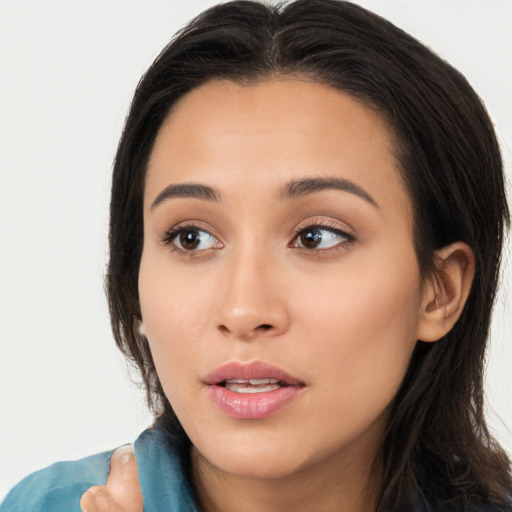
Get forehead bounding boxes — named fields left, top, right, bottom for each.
left=145, top=78, right=411, bottom=222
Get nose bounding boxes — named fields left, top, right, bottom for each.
left=215, top=247, right=290, bottom=341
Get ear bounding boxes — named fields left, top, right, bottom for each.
left=416, top=242, right=475, bottom=342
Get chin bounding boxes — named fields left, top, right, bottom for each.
left=191, top=428, right=335, bottom=482
left=209, top=452, right=308, bottom=480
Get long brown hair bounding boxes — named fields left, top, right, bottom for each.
left=106, top=1, right=511, bottom=509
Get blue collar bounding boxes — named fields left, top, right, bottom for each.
left=134, top=427, right=199, bottom=511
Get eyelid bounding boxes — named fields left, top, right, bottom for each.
left=292, top=217, right=355, bottom=239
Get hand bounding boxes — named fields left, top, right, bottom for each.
left=80, top=444, right=143, bottom=512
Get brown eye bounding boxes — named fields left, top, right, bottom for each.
left=166, top=227, right=219, bottom=252
left=179, top=230, right=202, bottom=250
left=295, top=226, right=350, bottom=250
left=299, top=229, right=323, bottom=249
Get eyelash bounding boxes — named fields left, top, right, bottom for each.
left=161, top=221, right=354, bottom=255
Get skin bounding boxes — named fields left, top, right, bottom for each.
left=82, top=78, right=474, bottom=512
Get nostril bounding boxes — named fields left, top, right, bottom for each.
left=217, top=322, right=275, bottom=339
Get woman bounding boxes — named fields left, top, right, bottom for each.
left=2, top=0, right=511, bottom=511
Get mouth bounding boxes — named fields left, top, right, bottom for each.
left=203, top=360, right=305, bottom=390
left=219, top=378, right=289, bottom=394
left=203, top=361, right=305, bottom=419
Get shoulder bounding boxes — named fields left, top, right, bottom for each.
left=1, top=426, right=199, bottom=512
left=0, top=449, right=114, bottom=512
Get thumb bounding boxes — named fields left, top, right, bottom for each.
left=105, top=444, right=143, bottom=511
left=106, top=444, right=140, bottom=486
left=80, top=444, right=143, bottom=512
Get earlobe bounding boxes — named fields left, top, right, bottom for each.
left=416, top=242, right=475, bottom=342
left=137, top=320, right=146, bottom=337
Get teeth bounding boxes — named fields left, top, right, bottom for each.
left=249, top=378, right=277, bottom=385
left=224, top=378, right=279, bottom=385
left=223, top=378, right=282, bottom=394
left=224, top=383, right=281, bottom=393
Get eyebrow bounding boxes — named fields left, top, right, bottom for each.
left=150, top=176, right=378, bottom=210
left=151, top=183, right=220, bottom=210
left=280, top=177, right=378, bottom=207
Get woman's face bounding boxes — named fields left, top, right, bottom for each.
left=139, top=78, right=428, bottom=480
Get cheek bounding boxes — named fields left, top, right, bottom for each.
left=297, top=253, right=423, bottom=412
left=138, top=250, right=207, bottom=383
left=139, top=243, right=214, bottom=334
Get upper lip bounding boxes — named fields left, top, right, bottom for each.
left=203, top=360, right=305, bottom=386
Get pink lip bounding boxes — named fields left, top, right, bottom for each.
left=203, top=361, right=305, bottom=420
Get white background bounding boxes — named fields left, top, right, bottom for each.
left=1, top=0, right=511, bottom=501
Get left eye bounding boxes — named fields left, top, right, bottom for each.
left=166, top=227, right=219, bottom=252
left=293, top=227, right=350, bottom=250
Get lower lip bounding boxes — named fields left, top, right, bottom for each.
left=207, top=385, right=303, bottom=419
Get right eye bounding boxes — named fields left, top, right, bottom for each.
left=163, top=226, right=220, bottom=252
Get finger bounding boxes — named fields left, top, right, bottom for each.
left=107, top=444, right=139, bottom=485
left=80, top=487, right=100, bottom=512
left=104, top=444, right=143, bottom=512
left=80, top=445, right=142, bottom=512
left=80, top=485, right=125, bottom=512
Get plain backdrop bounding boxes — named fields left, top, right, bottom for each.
left=1, top=0, right=511, bottom=501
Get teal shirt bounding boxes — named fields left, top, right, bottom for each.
left=1, top=427, right=199, bottom=512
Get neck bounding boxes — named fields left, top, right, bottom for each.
left=191, top=437, right=382, bottom=512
